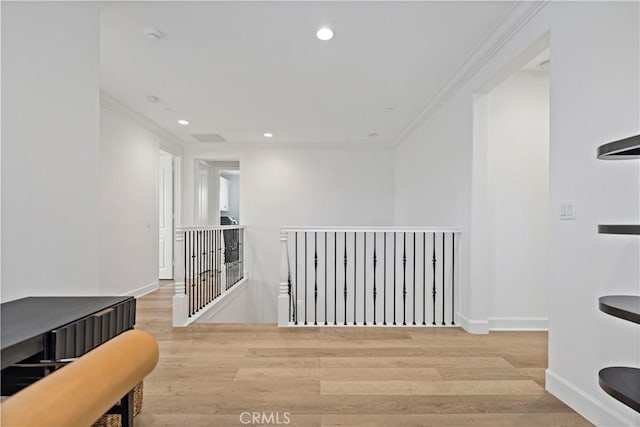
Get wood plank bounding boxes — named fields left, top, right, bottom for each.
left=321, top=380, right=545, bottom=396
left=321, top=413, right=591, bottom=427
left=132, top=284, right=591, bottom=426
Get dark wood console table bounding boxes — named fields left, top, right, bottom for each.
left=1, top=296, right=137, bottom=425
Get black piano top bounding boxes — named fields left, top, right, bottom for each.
left=1, top=296, right=132, bottom=352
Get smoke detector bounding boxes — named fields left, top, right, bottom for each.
left=144, top=28, right=164, bottom=40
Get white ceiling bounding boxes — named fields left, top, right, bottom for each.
left=100, top=1, right=515, bottom=145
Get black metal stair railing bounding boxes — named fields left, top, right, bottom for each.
left=183, top=226, right=244, bottom=317
left=283, top=228, right=460, bottom=327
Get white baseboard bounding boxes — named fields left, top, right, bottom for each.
left=456, top=312, right=489, bottom=334
left=545, top=368, right=638, bottom=427
left=489, top=316, right=548, bottom=331
left=121, top=281, right=159, bottom=299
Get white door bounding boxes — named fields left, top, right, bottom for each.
left=159, top=153, right=174, bottom=279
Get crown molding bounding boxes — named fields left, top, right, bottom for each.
left=100, top=91, right=186, bottom=154
left=392, top=0, right=550, bottom=148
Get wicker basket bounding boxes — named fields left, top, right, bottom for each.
left=92, top=382, right=144, bottom=427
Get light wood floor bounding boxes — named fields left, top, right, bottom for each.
left=135, top=284, right=591, bottom=427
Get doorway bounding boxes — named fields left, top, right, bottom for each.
left=159, top=150, right=174, bottom=280
left=471, top=48, right=550, bottom=331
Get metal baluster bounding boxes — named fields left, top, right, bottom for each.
left=344, top=232, right=347, bottom=326
left=393, top=233, right=397, bottom=326
left=183, top=232, right=187, bottom=302
left=383, top=233, right=387, bottom=326
left=191, top=230, right=195, bottom=315
left=314, top=232, right=318, bottom=326
left=216, top=231, right=219, bottom=295
left=288, top=232, right=291, bottom=322
left=206, top=230, right=209, bottom=304
left=452, top=232, right=455, bottom=325
left=196, top=231, right=199, bottom=311
left=305, top=232, right=308, bottom=326
left=200, top=231, right=204, bottom=309
left=208, top=230, right=212, bottom=303
left=210, top=230, right=214, bottom=299
left=412, top=232, right=416, bottom=325
left=402, top=232, right=407, bottom=326
left=334, top=232, right=337, bottom=326
left=363, top=232, right=367, bottom=326
left=226, top=235, right=229, bottom=291
left=186, top=231, right=190, bottom=316
left=201, top=231, right=205, bottom=308
left=422, top=232, right=426, bottom=326
left=324, top=232, right=327, bottom=326
left=442, top=233, right=446, bottom=325
left=432, top=232, right=437, bottom=325
left=239, top=229, right=244, bottom=281
left=373, top=233, right=377, bottom=326
left=295, top=232, right=298, bottom=325
left=354, top=232, right=357, bottom=325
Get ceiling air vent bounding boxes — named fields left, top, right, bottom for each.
left=191, top=133, right=226, bottom=143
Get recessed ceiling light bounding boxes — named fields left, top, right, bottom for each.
left=368, top=132, right=379, bottom=138
left=316, top=27, right=334, bottom=41
left=178, top=119, right=190, bottom=125
left=264, top=132, right=273, bottom=138
left=146, top=95, right=160, bottom=104
left=385, top=107, right=395, bottom=112
left=539, top=59, right=550, bottom=70
left=144, top=28, right=164, bottom=40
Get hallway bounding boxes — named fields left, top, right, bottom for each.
left=135, top=285, right=590, bottom=426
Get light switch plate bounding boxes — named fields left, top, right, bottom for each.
left=560, top=201, right=576, bottom=220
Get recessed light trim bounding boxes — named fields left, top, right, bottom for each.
left=316, top=27, right=334, bottom=41
left=264, top=132, right=273, bottom=138
left=178, top=119, right=190, bottom=125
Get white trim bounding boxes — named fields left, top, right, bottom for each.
left=177, top=224, right=245, bottom=231
left=393, top=1, right=549, bottom=147
left=488, top=317, right=548, bottom=331
left=121, top=280, right=159, bottom=299
left=545, top=369, right=637, bottom=427
left=281, top=226, right=462, bottom=233
left=100, top=92, right=185, bottom=153
left=190, top=277, right=249, bottom=323
left=285, top=324, right=459, bottom=329
left=456, top=312, right=489, bottom=334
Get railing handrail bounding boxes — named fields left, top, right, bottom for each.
left=281, top=226, right=462, bottom=233
left=177, top=224, right=245, bottom=232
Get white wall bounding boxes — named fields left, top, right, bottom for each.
left=99, top=102, right=162, bottom=297
left=547, top=3, right=639, bottom=425
left=182, top=144, right=394, bottom=322
left=394, top=2, right=639, bottom=425
left=487, top=70, right=549, bottom=329
left=1, top=2, right=100, bottom=301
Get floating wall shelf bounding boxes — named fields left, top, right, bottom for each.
left=599, top=367, right=640, bottom=413
left=599, top=295, right=640, bottom=325
left=596, top=135, right=640, bottom=413
left=597, top=134, right=640, bottom=159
